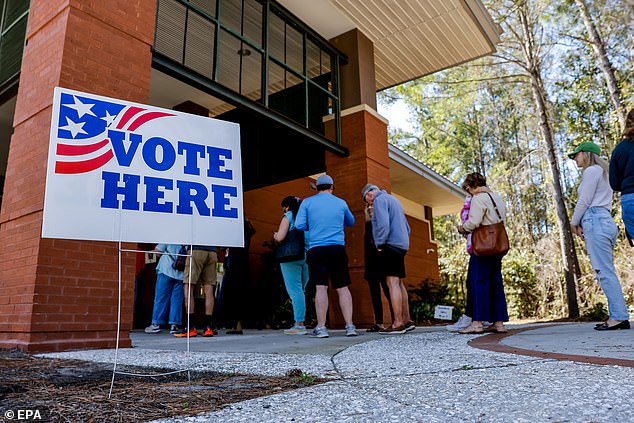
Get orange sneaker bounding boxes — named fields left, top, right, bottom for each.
left=202, top=326, right=214, bottom=337
left=173, top=327, right=197, bottom=337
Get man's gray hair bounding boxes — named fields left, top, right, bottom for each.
left=361, top=184, right=380, bottom=200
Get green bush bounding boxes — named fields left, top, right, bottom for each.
left=583, top=302, right=608, bottom=322
left=502, top=251, right=539, bottom=319
left=408, top=278, right=462, bottom=322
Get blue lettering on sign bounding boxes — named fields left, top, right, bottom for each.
left=143, top=137, right=176, bottom=171
left=176, top=180, right=211, bottom=216
left=207, top=146, right=233, bottom=179
left=101, top=129, right=239, bottom=219
left=101, top=172, right=238, bottom=217
left=178, top=141, right=206, bottom=176
left=144, top=176, right=173, bottom=213
left=109, top=130, right=141, bottom=167
left=212, top=185, right=238, bottom=218
left=101, top=172, right=141, bottom=210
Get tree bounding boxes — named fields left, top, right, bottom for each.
left=379, top=0, right=633, bottom=320
left=496, top=0, right=580, bottom=317
left=573, top=0, right=626, bottom=132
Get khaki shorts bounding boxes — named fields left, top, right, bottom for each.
left=183, top=250, right=218, bottom=285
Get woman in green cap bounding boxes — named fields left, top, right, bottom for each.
left=569, top=142, right=630, bottom=331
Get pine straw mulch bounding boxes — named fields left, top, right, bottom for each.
left=0, top=349, right=324, bottom=422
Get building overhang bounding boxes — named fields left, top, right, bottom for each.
left=389, top=143, right=466, bottom=216
left=279, top=0, right=501, bottom=91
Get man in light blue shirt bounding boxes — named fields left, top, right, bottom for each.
left=295, top=174, right=357, bottom=338
left=145, top=244, right=185, bottom=334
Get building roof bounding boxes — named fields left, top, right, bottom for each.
left=279, top=0, right=501, bottom=90
left=389, top=143, right=466, bottom=216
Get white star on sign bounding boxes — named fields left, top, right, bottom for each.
left=65, top=96, right=96, bottom=118
left=102, top=111, right=116, bottom=127
left=59, top=116, right=88, bottom=138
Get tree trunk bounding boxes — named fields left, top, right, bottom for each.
left=518, top=8, right=580, bottom=318
left=574, top=0, right=626, bottom=133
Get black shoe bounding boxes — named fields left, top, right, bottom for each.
left=594, top=320, right=630, bottom=331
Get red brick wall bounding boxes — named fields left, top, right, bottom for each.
left=404, top=217, right=440, bottom=288
left=321, top=109, right=390, bottom=326
left=241, top=108, right=441, bottom=328
left=0, top=1, right=156, bottom=352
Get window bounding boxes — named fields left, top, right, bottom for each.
left=153, top=0, right=343, bottom=145
left=0, top=0, right=29, bottom=90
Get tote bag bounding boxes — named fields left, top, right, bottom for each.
left=275, top=229, right=305, bottom=262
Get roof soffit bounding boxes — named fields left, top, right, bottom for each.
left=278, top=0, right=501, bottom=90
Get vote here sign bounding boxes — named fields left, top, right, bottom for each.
left=42, top=87, right=244, bottom=246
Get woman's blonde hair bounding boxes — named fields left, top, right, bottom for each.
left=579, top=151, right=609, bottom=174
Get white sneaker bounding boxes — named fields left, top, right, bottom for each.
left=310, top=326, right=329, bottom=338
left=345, top=324, right=358, bottom=337
left=446, top=314, right=472, bottom=332
left=284, top=325, right=307, bottom=335
left=144, top=324, right=161, bottom=333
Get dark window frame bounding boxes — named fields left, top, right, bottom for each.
left=153, top=0, right=346, bottom=153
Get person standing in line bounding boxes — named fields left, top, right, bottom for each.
left=363, top=201, right=394, bottom=332
left=173, top=245, right=218, bottom=338
left=609, top=108, right=634, bottom=246
left=446, top=195, right=475, bottom=332
left=457, top=172, right=509, bottom=334
left=274, top=196, right=310, bottom=335
left=569, top=142, right=630, bottom=330
left=446, top=194, right=491, bottom=332
left=361, top=184, right=415, bottom=335
left=295, top=174, right=358, bottom=338
left=145, top=244, right=185, bottom=334
left=215, top=219, right=256, bottom=335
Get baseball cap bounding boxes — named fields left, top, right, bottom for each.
left=316, top=174, right=333, bottom=186
left=567, top=142, right=601, bottom=159
left=361, top=183, right=379, bottom=200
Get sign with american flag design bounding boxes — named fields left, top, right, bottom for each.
left=42, top=87, right=244, bottom=246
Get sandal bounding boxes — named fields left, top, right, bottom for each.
left=458, top=322, right=483, bottom=334
left=491, top=322, right=508, bottom=333
left=366, top=324, right=383, bottom=332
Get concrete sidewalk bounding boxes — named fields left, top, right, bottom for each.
left=125, top=322, right=634, bottom=363
left=41, top=322, right=634, bottom=422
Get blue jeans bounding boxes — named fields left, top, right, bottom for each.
left=151, top=273, right=184, bottom=325
left=621, top=193, right=634, bottom=240
left=582, top=207, right=629, bottom=321
left=280, top=259, right=309, bottom=323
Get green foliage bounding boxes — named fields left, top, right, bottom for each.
left=501, top=251, right=539, bottom=319
left=584, top=302, right=609, bottom=322
left=382, top=0, right=634, bottom=321
left=408, top=279, right=462, bottom=322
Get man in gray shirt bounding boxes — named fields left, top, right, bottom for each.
left=362, top=184, right=414, bottom=335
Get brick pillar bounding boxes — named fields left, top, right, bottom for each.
left=0, top=1, right=156, bottom=352
left=324, top=105, right=391, bottom=328
left=320, top=29, right=392, bottom=328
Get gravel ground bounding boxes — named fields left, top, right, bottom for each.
left=42, top=328, right=634, bottom=422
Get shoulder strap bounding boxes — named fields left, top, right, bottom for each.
left=285, top=212, right=296, bottom=230
left=484, top=192, right=503, bottom=221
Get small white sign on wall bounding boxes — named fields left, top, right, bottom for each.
left=434, top=305, right=454, bottom=320
left=42, top=87, right=244, bottom=246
